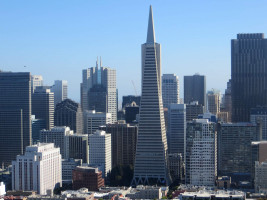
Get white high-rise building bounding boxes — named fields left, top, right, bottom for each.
left=40, top=126, right=73, bottom=159
left=12, top=143, right=62, bottom=195
left=185, top=119, right=217, bottom=186
left=255, top=161, right=267, bottom=193
left=132, top=6, right=170, bottom=186
left=88, top=130, right=111, bottom=177
left=31, top=75, right=43, bottom=93
left=167, top=104, right=186, bottom=157
left=0, top=182, right=5, bottom=196
left=83, top=110, right=112, bottom=134
left=162, top=74, right=179, bottom=108
left=51, top=80, right=68, bottom=107
left=81, top=59, right=117, bottom=123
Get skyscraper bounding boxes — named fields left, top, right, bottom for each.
left=231, top=33, right=267, bottom=122
left=184, top=74, right=206, bottom=108
left=162, top=74, right=179, bottom=108
left=54, top=99, right=83, bottom=134
left=132, top=6, right=170, bottom=186
left=207, top=90, right=220, bottom=115
left=31, top=75, right=43, bottom=93
left=32, top=86, right=54, bottom=130
left=0, top=72, right=32, bottom=167
left=167, top=104, right=186, bottom=157
left=81, top=59, right=117, bottom=123
left=51, top=80, right=68, bottom=107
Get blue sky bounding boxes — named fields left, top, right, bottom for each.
left=1, top=1, right=267, bottom=103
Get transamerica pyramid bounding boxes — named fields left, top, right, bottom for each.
left=132, top=5, right=171, bottom=186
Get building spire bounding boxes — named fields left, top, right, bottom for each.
left=146, top=5, right=156, bottom=44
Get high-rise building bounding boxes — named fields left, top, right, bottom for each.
left=251, top=141, right=267, bottom=181
left=185, top=119, right=217, bottom=186
left=12, top=143, right=62, bottom=195
left=51, top=80, right=68, bottom=107
left=162, top=74, right=179, bottom=108
left=122, top=95, right=141, bottom=109
left=99, top=121, right=138, bottom=168
left=168, top=153, right=183, bottom=182
left=251, top=107, right=267, bottom=140
left=184, top=74, right=206, bottom=108
left=207, top=90, right=220, bottom=115
left=186, top=101, right=204, bottom=122
left=69, top=134, right=89, bottom=164
left=83, top=110, right=112, bottom=135
left=88, top=130, right=111, bottom=177
left=81, top=59, right=117, bottom=123
left=0, top=72, right=32, bottom=167
left=231, top=33, right=267, bottom=122
left=125, top=102, right=139, bottom=124
left=54, top=99, right=83, bottom=134
left=31, top=115, right=45, bottom=144
left=31, top=75, right=43, bottom=93
left=217, top=122, right=262, bottom=179
left=32, top=86, right=54, bottom=130
left=255, top=161, right=267, bottom=193
left=223, top=80, right=232, bottom=122
left=132, top=6, right=170, bottom=186
left=167, top=104, right=186, bottom=157
left=40, top=126, right=73, bottom=159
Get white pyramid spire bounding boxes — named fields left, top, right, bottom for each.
left=146, top=5, right=156, bottom=44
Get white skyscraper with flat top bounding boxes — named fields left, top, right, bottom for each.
left=132, top=6, right=170, bottom=186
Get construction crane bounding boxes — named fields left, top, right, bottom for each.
left=131, top=80, right=138, bottom=96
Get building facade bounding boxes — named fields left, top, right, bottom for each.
left=51, top=80, right=68, bottom=107
left=54, top=99, right=83, bottom=134
left=31, top=75, right=43, bottom=93
left=132, top=6, right=170, bottom=186
left=185, top=119, right=217, bottom=186
left=162, top=74, right=179, bottom=108
left=186, top=101, right=204, bottom=122
left=12, top=143, right=62, bottom=195
left=0, top=72, right=32, bottom=167
left=99, top=121, right=138, bottom=168
left=167, top=104, right=186, bottom=157
left=231, top=33, right=267, bottom=122
left=184, top=74, right=206, bottom=108
left=88, top=130, right=111, bottom=177
left=251, top=107, right=267, bottom=140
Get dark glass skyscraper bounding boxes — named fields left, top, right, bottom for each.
left=184, top=74, right=206, bottom=108
left=0, top=72, right=32, bottom=167
left=232, top=33, right=267, bottom=122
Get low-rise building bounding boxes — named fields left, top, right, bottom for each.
left=126, top=185, right=162, bottom=200
left=62, top=159, right=82, bottom=184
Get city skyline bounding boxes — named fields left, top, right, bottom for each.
left=2, top=1, right=267, bottom=101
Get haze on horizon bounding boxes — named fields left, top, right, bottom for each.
left=1, top=0, right=267, bottom=102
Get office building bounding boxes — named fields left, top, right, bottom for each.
left=186, top=101, right=204, bottom=122
left=62, top=159, right=82, bottom=184
left=0, top=72, right=32, bottom=167
left=31, top=115, right=45, bottom=144
left=88, top=130, right=111, bottom=177
left=81, top=58, right=117, bottom=123
left=185, top=119, right=217, bottom=186
left=251, top=141, right=267, bottom=180
left=32, top=86, right=54, bottom=130
left=217, top=122, right=262, bottom=179
left=31, top=75, right=43, bottom=93
left=54, top=99, right=83, bottom=134
left=255, top=161, right=267, bottom=193
left=12, top=143, right=62, bottom=195
left=69, top=134, right=89, bottom=164
left=40, top=126, right=73, bottom=159
left=217, top=112, right=229, bottom=123
left=162, top=74, right=179, bottom=108
left=72, top=166, right=104, bottom=191
left=83, top=110, right=112, bottom=134
left=231, top=33, right=267, bottom=122
left=99, top=121, right=138, bottom=168
left=223, top=80, right=232, bottom=122
left=0, top=182, right=5, bottom=196
left=51, top=80, right=68, bottom=107
left=207, top=90, right=220, bottom=115
left=168, top=153, right=183, bottom=182
left=184, top=74, right=206, bottom=107
left=132, top=6, right=170, bottom=186
left=198, top=112, right=217, bottom=123
left=122, top=95, right=141, bottom=109
left=251, top=107, right=267, bottom=140
left=125, top=102, right=139, bottom=124
left=167, top=104, right=186, bottom=156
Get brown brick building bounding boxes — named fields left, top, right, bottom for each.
left=72, top=166, right=104, bottom=191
